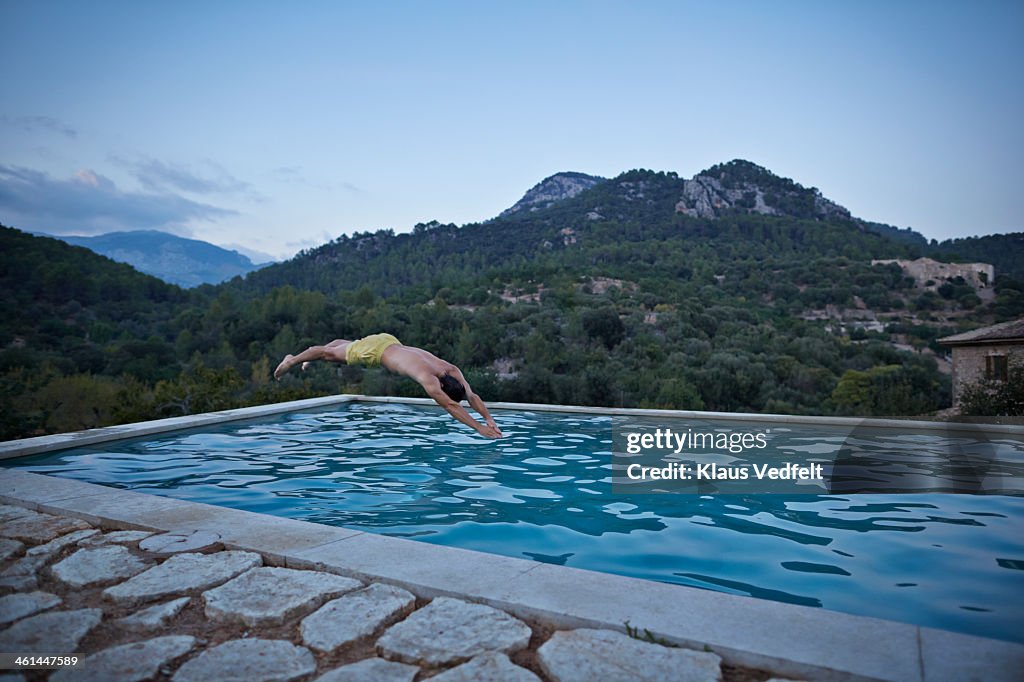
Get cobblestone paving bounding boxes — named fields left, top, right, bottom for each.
left=0, top=503, right=786, bottom=681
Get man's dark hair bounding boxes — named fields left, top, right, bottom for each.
left=438, top=373, right=467, bottom=402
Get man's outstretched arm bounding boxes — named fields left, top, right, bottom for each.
left=450, top=368, right=502, bottom=436
left=423, top=382, right=501, bottom=438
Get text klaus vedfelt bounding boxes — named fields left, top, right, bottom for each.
left=622, top=427, right=823, bottom=482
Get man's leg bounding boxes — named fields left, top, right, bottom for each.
left=274, top=340, right=350, bottom=379
left=302, top=339, right=350, bottom=370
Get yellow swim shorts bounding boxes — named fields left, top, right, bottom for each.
left=346, top=333, right=401, bottom=368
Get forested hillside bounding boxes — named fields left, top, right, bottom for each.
left=3, top=160, right=1023, bottom=439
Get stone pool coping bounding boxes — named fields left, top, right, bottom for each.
left=1, top=396, right=1023, bottom=681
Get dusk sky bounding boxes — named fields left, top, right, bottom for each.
left=2, top=1, right=1022, bottom=262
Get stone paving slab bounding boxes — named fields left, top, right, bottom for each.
left=77, top=530, right=154, bottom=548
left=432, top=652, right=542, bottom=681
left=117, top=596, right=191, bottom=630
left=2, top=553, right=49, bottom=578
left=538, top=628, right=723, bottom=682
left=26, top=528, right=100, bottom=557
left=51, top=545, right=151, bottom=588
left=172, top=638, right=316, bottom=682
left=0, top=607, right=102, bottom=653
left=0, top=511, right=90, bottom=543
left=312, top=657, right=419, bottom=682
left=0, top=538, right=24, bottom=563
left=301, top=582, right=415, bottom=653
left=0, top=591, right=62, bottom=626
left=51, top=634, right=196, bottom=682
left=128, top=503, right=363, bottom=565
left=97, top=493, right=364, bottom=561
left=0, top=505, right=35, bottom=522
left=140, top=529, right=223, bottom=555
left=377, top=596, right=532, bottom=666
left=0, top=575, right=37, bottom=593
left=204, top=566, right=362, bottom=627
left=104, top=550, right=262, bottom=606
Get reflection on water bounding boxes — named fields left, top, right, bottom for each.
left=8, top=403, right=1024, bottom=643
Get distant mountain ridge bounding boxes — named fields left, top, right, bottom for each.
left=40, top=230, right=268, bottom=287
left=29, top=159, right=1022, bottom=294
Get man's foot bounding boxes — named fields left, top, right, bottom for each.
left=274, top=355, right=295, bottom=380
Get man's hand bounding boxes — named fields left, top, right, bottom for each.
left=484, top=419, right=503, bottom=438
left=478, top=423, right=502, bottom=439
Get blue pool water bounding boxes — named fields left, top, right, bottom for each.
left=7, top=403, right=1024, bottom=643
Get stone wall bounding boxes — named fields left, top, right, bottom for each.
left=951, top=343, right=1024, bottom=404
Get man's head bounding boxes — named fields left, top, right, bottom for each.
left=438, top=373, right=467, bottom=403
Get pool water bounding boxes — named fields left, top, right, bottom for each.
left=8, top=403, right=1024, bottom=643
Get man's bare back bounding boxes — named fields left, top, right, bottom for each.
left=274, top=336, right=502, bottom=438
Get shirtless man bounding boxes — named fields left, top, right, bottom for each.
left=274, top=333, right=503, bottom=438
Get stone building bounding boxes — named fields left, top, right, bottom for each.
left=871, top=257, right=994, bottom=289
left=938, top=318, right=1024, bottom=406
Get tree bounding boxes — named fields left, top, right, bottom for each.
left=581, top=307, right=625, bottom=349
left=832, top=364, right=947, bottom=416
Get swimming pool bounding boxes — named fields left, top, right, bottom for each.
left=6, top=402, right=1024, bottom=643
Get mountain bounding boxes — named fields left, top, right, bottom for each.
left=41, top=230, right=268, bottom=287
left=497, top=161, right=853, bottom=224
left=231, top=161, right=920, bottom=300
left=500, top=172, right=606, bottom=217
left=675, top=159, right=852, bottom=221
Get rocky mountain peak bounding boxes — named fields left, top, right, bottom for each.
left=500, top=172, right=606, bottom=217
left=675, top=159, right=851, bottom=221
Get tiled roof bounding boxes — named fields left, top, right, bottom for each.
left=938, top=317, right=1024, bottom=345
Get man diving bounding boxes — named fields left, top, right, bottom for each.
left=274, top=333, right=503, bottom=438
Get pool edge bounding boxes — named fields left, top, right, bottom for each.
left=0, top=395, right=355, bottom=460
left=2, top=468, right=1022, bottom=681
left=2, top=394, right=1022, bottom=463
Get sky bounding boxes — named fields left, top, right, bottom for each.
left=1, top=1, right=1022, bottom=262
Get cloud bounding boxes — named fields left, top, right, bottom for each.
left=285, top=231, right=334, bottom=252
left=222, top=243, right=279, bottom=264
left=270, top=166, right=305, bottom=182
left=112, top=156, right=253, bottom=196
left=269, top=165, right=360, bottom=193
left=0, top=164, right=236, bottom=234
left=0, top=115, right=77, bottom=138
